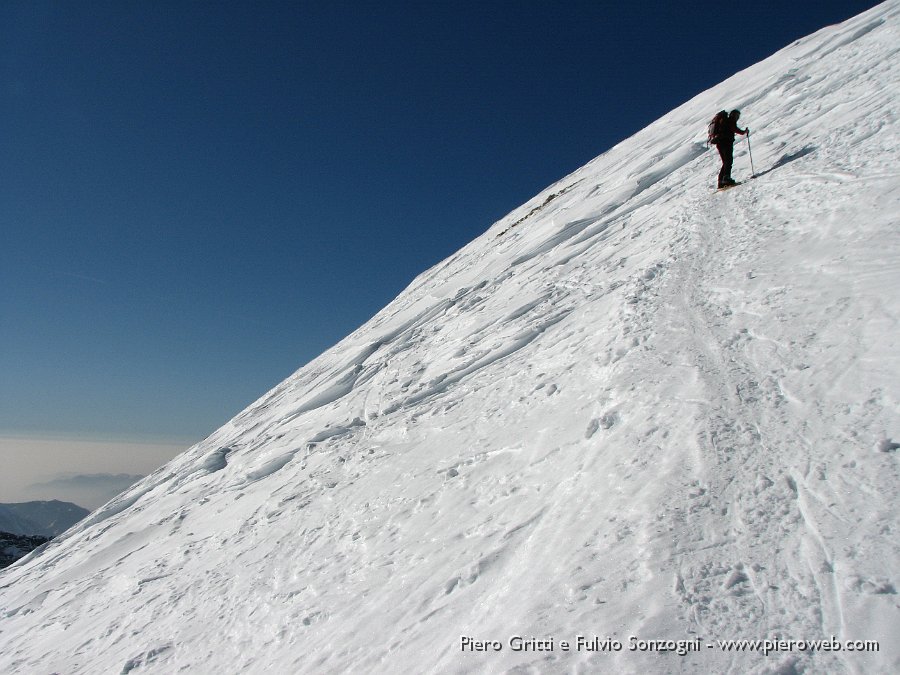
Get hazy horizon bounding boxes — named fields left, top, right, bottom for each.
left=0, top=435, right=190, bottom=510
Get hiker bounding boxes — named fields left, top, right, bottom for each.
left=709, top=109, right=749, bottom=188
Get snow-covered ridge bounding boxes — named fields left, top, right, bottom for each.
left=2, top=2, right=898, bottom=673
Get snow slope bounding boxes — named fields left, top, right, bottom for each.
left=2, top=3, right=899, bottom=673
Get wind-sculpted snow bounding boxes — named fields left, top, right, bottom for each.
left=2, top=3, right=899, bottom=674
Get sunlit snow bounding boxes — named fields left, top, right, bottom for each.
left=1, top=3, right=898, bottom=673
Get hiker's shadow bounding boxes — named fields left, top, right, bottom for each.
left=754, top=145, right=817, bottom=178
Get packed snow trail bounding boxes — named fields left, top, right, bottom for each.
left=1, top=3, right=899, bottom=674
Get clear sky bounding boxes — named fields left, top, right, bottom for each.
left=0, top=0, right=882, bottom=506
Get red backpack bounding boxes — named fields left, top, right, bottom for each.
left=707, top=110, right=728, bottom=146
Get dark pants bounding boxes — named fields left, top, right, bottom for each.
left=717, top=142, right=734, bottom=186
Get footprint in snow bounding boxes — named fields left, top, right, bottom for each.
left=585, top=412, right=618, bottom=438
left=875, top=436, right=899, bottom=452
left=844, top=575, right=896, bottom=595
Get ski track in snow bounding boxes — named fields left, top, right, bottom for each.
left=2, top=3, right=899, bottom=674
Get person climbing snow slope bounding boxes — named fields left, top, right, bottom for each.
left=709, top=109, right=749, bottom=188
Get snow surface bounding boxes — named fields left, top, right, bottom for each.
left=2, top=3, right=899, bottom=673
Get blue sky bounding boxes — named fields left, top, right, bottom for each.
left=1, top=0, right=880, bottom=473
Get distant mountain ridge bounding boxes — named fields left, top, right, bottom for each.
left=0, top=500, right=89, bottom=538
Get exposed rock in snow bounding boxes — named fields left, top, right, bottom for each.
left=0, top=532, right=50, bottom=570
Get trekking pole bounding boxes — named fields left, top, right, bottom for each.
left=747, top=129, right=756, bottom=177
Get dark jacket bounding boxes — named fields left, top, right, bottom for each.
left=716, top=116, right=748, bottom=146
